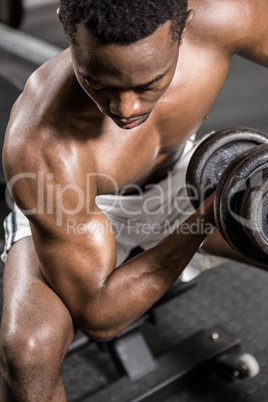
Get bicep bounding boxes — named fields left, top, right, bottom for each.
left=30, top=206, right=117, bottom=317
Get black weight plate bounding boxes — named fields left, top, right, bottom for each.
left=214, top=144, right=268, bottom=266
left=213, top=146, right=261, bottom=231
left=186, top=127, right=268, bottom=209
left=214, top=145, right=268, bottom=264
left=240, top=166, right=268, bottom=255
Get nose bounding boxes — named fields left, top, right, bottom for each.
left=109, top=90, right=141, bottom=120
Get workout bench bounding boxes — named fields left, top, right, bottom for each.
left=66, top=273, right=259, bottom=402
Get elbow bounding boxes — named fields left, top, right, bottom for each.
left=73, top=311, right=126, bottom=342
left=83, top=328, right=119, bottom=342
left=69, top=283, right=129, bottom=342
left=79, top=325, right=124, bottom=342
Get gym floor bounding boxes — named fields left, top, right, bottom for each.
left=0, top=2, right=268, bottom=401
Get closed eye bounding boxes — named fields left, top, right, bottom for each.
left=138, top=81, right=164, bottom=93
left=78, top=73, right=107, bottom=92
left=84, top=78, right=105, bottom=90
left=140, top=85, right=157, bottom=92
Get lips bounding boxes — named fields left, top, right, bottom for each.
left=113, top=115, right=149, bottom=130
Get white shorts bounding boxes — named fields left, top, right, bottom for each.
left=1, top=134, right=227, bottom=280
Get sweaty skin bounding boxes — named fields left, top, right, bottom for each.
left=4, top=1, right=268, bottom=330
left=1, top=1, right=268, bottom=400
left=3, top=0, right=268, bottom=336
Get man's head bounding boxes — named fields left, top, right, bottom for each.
left=58, top=1, right=193, bottom=129
left=59, top=0, right=188, bottom=46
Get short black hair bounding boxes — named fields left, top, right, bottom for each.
left=59, top=0, right=188, bottom=46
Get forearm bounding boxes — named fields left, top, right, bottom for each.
left=201, top=227, right=268, bottom=270
left=79, top=196, right=215, bottom=340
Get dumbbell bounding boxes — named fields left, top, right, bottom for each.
left=186, top=127, right=268, bottom=266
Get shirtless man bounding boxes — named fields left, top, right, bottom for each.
left=0, top=0, right=268, bottom=400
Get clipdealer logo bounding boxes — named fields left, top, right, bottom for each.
left=6, top=171, right=202, bottom=226
left=66, top=217, right=214, bottom=238
left=6, top=168, right=266, bottom=233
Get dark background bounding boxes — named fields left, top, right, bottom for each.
left=0, top=1, right=268, bottom=401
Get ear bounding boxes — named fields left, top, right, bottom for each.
left=57, top=7, right=62, bottom=21
left=185, top=9, right=195, bottom=28
left=180, top=9, right=195, bottom=44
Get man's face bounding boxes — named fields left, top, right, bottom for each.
left=70, top=21, right=179, bottom=130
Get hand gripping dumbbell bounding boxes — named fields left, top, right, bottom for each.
left=186, top=127, right=268, bottom=266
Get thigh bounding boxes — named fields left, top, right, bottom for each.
left=1, top=236, right=75, bottom=357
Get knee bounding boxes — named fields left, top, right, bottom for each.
left=0, top=324, right=64, bottom=379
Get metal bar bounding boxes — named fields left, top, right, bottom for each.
left=24, top=0, right=57, bottom=9
left=0, top=22, right=63, bottom=65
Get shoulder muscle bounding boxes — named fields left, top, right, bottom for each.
left=189, top=0, right=268, bottom=65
